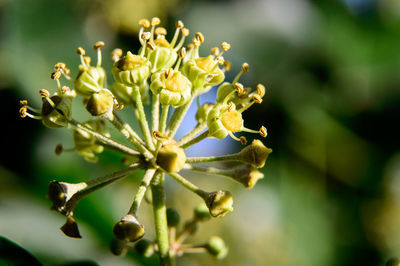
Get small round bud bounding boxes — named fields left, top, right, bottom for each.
left=135, top=239, right=154, bottom=257
left=166, top=207, right=180, bottom=227
left=259, top=126, right=267, bottom=137
left=221, top=42, right=231, bottom=51
left=93, top=41, right=104, bottom=50
left=238, top=139, right=272, bottom=168
left=156, top=144, right=186, bottom=173
left=242, top=63, right=250, bottom=73
left=112, top=52, right=151, bottom=87
left=113, top=214, right=145, bottom=243
left=75, top=64, right=106, bottom=96
left=206, top=236, right=228, bottom=259
left=85, top=89, right=114, bottom=116
left=151, top=17, right=161, bottom=26
left=195, top=32, right=204, bottom=43
left=194, top=203, right=211, bottom=222
left=204, top=190, right=233, bottom=218
left=139, top=18, right=150, bottom=28
left=41, top=95, right=73, bottom=128
left=60, top=216, right=82, bottom=239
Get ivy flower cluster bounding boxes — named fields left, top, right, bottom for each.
left=19, top=17, right=272, bottom=265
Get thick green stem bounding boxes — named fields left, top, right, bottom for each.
left=167, top=96, right=195, bottom=138
left=186, top=153, right=240, bottom=164
left=132, top=86, right=155, bottom=151
left=180, top=130, right=209, bottom=149
left=128, top=168, right=156, bottom=214
left=177, top=122, right=207, bottom=146
left=151, top=171, right=171, bottom=266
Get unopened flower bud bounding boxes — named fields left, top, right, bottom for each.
left=113, top=214, right=145, bottom=242
left=48, top=181, right=87, bottom=213
left=156, top=144, right=186, bottom=173
left=231, top=164, right=264, bottom=189
left=195, top=103, right=213, bottom=124
left=238, top=139, right=272, bottom=168
left=205, top=236, right=228, bottom=259
left=135, top=239, right=154, bottom=257
left=85, top=89, right=114, bottom=116
left=60, top=216, right=82, bottom=238
left=194, top=203, right=211, bottom=222
left=75, top=65, right=106, bottom=97
left=204, top=190, right=233, bottom=218
left=166, top=207, right=180, bottom=227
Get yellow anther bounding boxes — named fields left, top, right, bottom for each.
left=151, top=17, right=161, bottom=26
left=211, top=47, right=220, bottom=56
left=77, top=47, right=85, bottom=55
left=84, top=56, right=91, bottom=65
left=64, top=68, right=71, bottom=75
left=238, top=88, right=248, bottom=98
left=112, top=48, right=123, bottom=61
left=256, top=84, right=265, bottom=98
left=51, top=71, right=61, bottom=80
left=114, top=99, right=124, bottom=110
left=19, top=106, right=27, bottom=118
left=54, top=62, right=66, bottom=70
left=221, top=42, right=231, bottom=51
left=187, top=43, right=194, bottom=50
left=179, top=47, right=186, bottom=58
left=20, top=100, right=28, bottom=106
left=217, top=56, right=224, bottom=65
left=141, top=32, right=152, bottom=40
left=54, top=144, right=63, bottom=155
left=242, top=63, right=250, bottom=73
left=224, top=60, right=232, bottom=71
left=176, top=20, right=184, bottom=29
left=253, top=94, right=263, bottom=104
left=155, top=27, right=167, bottom=36
left=147, top=42, right=156, bottom=50
left=234, top=82, right=244, bottom=94
left=227, top=101, right=235, bottom=112
left=240, top=136, right=247, bottom=145
left=139, top=19, right=150, bottom=28
left=259, top=126, right=267, bottom=138
left=39, top=89, right=50, bottom=98
left=195, top=32, right=205, bottom=43
left=181, top=28, right=190, bottom=37
left=93, top=41, right=105, bottom=50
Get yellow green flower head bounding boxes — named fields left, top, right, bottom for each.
left=112, top=51, right=151, bottom=87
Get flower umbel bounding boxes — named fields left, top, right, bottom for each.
left=20, top=17, right=272, bottom=265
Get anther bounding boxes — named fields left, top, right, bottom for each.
left=77, top=47, right=85, bottom=55
left=187, top=43, right=194, bottom=50
left=181, top=28, right=190, bottom=37
left=259, top=126, right=267, bottom=137
left=221, top=42, right=231, bottom=51
left=147, top=42, right=156, bottom=50
left=54, top=62, right=66, bottom=71
left=141, top=32, right=151, bottom=41
left=253, top=94, right=263, bottom=104
left=234, top=83, right=244, bottom=94
left=93, top=41, right=105, bottom=50
left=39, top=89, right=50, bottom=98
left=176, top=20, right=184, bottom=29
left=151, top=17, right=161, bottom=26
left=179, top=47, right=186, bottom=58
left=211, top=47, right=220, bottom=56
left=227, top=101, right=235, bottom=112
left=217, top=56, right=224, bottom=65
left=192, top=38, right=200, bottom=47
left=240, top=136, right=247, bottom=145
left=139, top=19, right=150, bottom=28
left=195, top=32, right=204, bottom=43
left=51, top=71, right=61, bottom=80
left=256, top=84, right=265, bottom=98
left=19, top=106, right=27, bottom=118
left=55, top=144, right=63, bottom=155
left=112, top=48, right=123, bottom=61
left=224, top=60, right=232, bottom=71
left=20, top=100, right=28, bottom=106
left=242, top=63, right=250, bottom=73
left=83, top=56, right=91, bottom=65
left=113, top=98, right=124, bottom=110
left=155, top=27, right=167, bottom=36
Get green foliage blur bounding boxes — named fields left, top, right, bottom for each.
left=1, top=0, right=400, bottom=265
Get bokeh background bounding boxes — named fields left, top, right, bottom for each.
left=1, top=0, right=400, bottom=265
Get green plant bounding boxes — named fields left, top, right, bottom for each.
left=19, top=17, right=271, bottom=265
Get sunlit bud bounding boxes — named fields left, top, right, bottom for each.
left=75, top=64, right=106, bottom=97
left=204, top=190, right=233, bottom=218
left=113, top=214, right=145, bottom=242
left=135, top=239, right=155, bottom=257
left=194, top=203, right=211, bottom=222
left=156, top=144, right=186, bottom=173
left=166, top=207, right=180, bottom=227
left=60, top=216, right=82, bottom=239
left=85, top=89, right=114, bottom=116
left=205, top=236, right=228, bottom=259
left=238, top=139, right=272, bottom=168
left=139, top=18, right=150, bottom=28
left=195, top=102, right=214, bottom=124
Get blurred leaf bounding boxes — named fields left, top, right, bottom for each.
left=0, top=236, right=42, bottom=266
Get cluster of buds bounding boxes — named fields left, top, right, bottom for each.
left=20, top=17, right=272, bottom=264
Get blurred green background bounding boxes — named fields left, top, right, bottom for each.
left=1, top=0, right=400, bottom=265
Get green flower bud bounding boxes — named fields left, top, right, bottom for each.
left=113, top=214, right=145, bottom=242
left=195, top=102, right=214, bottom=124
left=238, top=139, right=272, bottom=168
left=166, top=207, right=180, bottom=227
left=48, top=181, right=87, bottom=214
left=181, top=55, right=224, bottom=91
left=205, top=190, right=233, bottom=218
left=156, top=144, right=186, bottom=173
left=112, top=52, right=151, bottom=87
left=41, top=91, right=74, bottom=129
left=216, top=82, right=234, bottom=103
left=111, top=80, right=149, bottom=106
left=73, top=119, right=109, bottom=162
left=60, top=216, right=82, bottom=239
left=231, top=164, right=264, bottom=189
left=145, top=42, right=178, bottom=73
left=194, top=203, right=211, bottom=222
left=205, top=236, right=228, bottom=259
left=150, top=69, right=192, bottom=107
left=74, top=65, right=106, bottom=96
left=134, top=239, right=154, bottom=258
left=85, top=88, right=114, bottom=116
left=207, top=103, right=244, bottom=139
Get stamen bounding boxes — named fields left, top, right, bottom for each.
left=259, top=126, right=267, bottom=137
left=39, top=89, right=50, bottom=98
left=227, top=101, right=235, bottom=112
left=51, top=71, right=61, bottom=80
left=257, top=84, right=265, bottom=98
left=241, top=127, right=259, bottom=134
left=140, top=32, right=152, bottom=57
left=147, top=42, right=156, bottom=50
left=112, top=48, right=123, bottom=62
left=242, top=63, right=250, bottom=73
left=150, top=17, right=161, bottom=42
left=113, top=98, right=124, bottom=110
left=19, top=106, right=42, bottom=119
left=174, top=48, right=186, bottom=70
left=83, top=56, right=91, bottom=65
left=170, top=21, right=184, bottom=47
left=93, top=41, right=104, bottom=67
left=221, top=42, right=231, bottom=52
left=228, top=131, right=240, bottom=142
left=234, top=82, right=244, bottom=95
left=155, top=27, right=167, bottom=36
left=174, top=28, right=189, bottom=52
left=195, top=32, right=204, bottom=43
left=239, top=136, right=247, bottom=145
left=77, top=47, right=87, bottom=67
left=253, top=94, right=263, bottom=104
left=224, top=60, right=232, bottom=72
left=20, top=100, right=28, bottom=106
left=139, top=19, right=150, bottom=28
